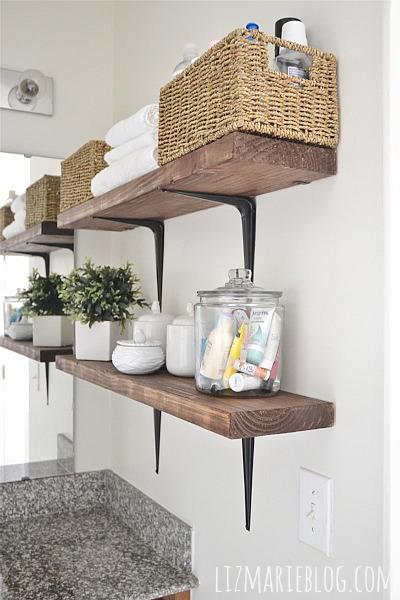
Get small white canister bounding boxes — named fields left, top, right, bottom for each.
left=133, top=300, right=174, bottom=352
left=166, top=303, right=195, bottom=377
left=112, top=330, right=165, bottom=375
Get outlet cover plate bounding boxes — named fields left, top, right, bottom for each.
left=299, top=468, right=332, bottom=556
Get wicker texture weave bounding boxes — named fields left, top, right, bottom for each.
left=60, top=140, right=110, bottom=212
left=0, top=206, right=13, bottom=240
left=159, top=29, right=339, bottom=165
left=25, top=175, right=61, bottom=229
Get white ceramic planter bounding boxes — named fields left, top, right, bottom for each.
left=33, top=316, right=73, bottom=347
left=75, top=321, right=121, bottom=361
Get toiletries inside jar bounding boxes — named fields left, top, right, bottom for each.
left=195, top=268, right=284, bottom=396
left=260, top=312, right=282, bottom=370
left=172, top=43, right=200, bottom=77
left=234, top=359, right=271, bottom=381
left=246, top=308, right=275, bottom=365
left=200, top=312, right=234, bottom=381
left=222, top=321, right=247, bottom=387
left=275, top=19, right=312, bottom=79
left=234, top=312, right=282, bottom=381
left=229, top=372, right=264, bottom=393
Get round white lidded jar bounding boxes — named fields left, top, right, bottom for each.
left=133, top=300, right=174, bottom=352
left=195, top=268, right=284, bottom=397
left=112, top=329, right=165, bottom=375
left=166, top=303, right=195, bottom=377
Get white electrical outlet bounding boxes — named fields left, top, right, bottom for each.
left=299, top=468, right=332, bottom=556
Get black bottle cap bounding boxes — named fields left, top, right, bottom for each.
left=275, top=17, right=301, bottom=57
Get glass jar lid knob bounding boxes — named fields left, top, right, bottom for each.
left=226, top=268, right=253, bottom=288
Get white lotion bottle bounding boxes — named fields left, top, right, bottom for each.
left=259, top=312, right=282, bottom=371
left=229, top=373, right=264, bottom=393
left=275, top=20, right=312, bottom=79
left=200, top=313, right=234, bottom=381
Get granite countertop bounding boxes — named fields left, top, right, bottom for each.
left=0, top=471, right=198, bottom=600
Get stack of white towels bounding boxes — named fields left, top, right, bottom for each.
left=91, top=103, right=159, bottom=197
left=2, top=191, right=27, bottom=239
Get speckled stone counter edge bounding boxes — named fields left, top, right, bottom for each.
left=0, top=469, right=192, bottom=573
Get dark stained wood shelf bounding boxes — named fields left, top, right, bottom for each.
left=57, top=133, right=336, bottom=231
left=0, top=221, right=74, bottom=255
left=56, top=355, right=335, bottom=439
left=0, top=337, right=73, bottom=363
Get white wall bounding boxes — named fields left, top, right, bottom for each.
left=385, top=1, right=400, bottom=598
left=107, top=2, right=385, bottom=599
left=0, top=0, right=114, bottom=159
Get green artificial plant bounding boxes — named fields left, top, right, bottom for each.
left=60, top=259, right=148, bottom=328
left=19, top=269, right=66, bottom=317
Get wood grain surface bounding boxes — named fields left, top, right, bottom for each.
left=0, top=337, right=72, bottom=363
left=57, top=132, right=336, bottom=230
left=56, top=356, right=335, bottom=439
left=0, top=221, right=74, bottom=254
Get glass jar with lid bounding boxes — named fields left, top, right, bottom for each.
left=195, top=268, right=284, bottom=396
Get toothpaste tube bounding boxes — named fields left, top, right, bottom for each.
left=233, top=359, right=271, bottom=381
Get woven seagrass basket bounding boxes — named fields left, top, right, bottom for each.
left=0, top=205, right=13, bottom=240
left=60, top=140, right=110, bottom=212
left=25, top=175, right=61, bottom=229
left=158, top=29, right=339, bottom=165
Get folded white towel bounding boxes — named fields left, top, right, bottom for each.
left=2, top=219, right=26, bottom=239
left=91, top=147, right=158, bottom=197
left=105, top=130, right=158, bottom=165
left=105, top=104, right=159, bottom=148
left=13, top=210, right=26, bottom=223
left=11, top=193, right=26, bottom=214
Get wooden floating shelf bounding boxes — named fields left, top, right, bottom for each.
left=0, top=221, right=74, bottom=255
left=0, top=337, right=72, bottom=363
left=56, top=356, right=335, bottom=439
left=57, top=133, right=336, bottom=230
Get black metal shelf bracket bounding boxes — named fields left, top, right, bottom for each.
left=94, top=216, right=165, bottom=474
left=154, top=408, right=162, bottom=475
left=162, top=189, right=257, bottom=275
left=45, top=362, right=50, bottom=405
left=242, top=437, right=255, bottom=531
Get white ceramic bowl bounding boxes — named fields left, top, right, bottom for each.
left=112, top=338, right=165, bottom=375
left=7, top=323, right=33, bottom=341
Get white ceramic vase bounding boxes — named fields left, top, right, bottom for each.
left=33, top=315, right=73, bottom=347
left=75, top=321, right=120, bottom=361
